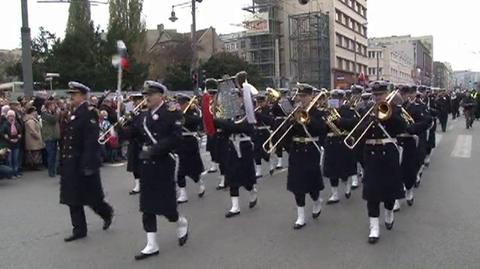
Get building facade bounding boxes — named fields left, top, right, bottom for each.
left=367, top=44, right=414, bottom=85
left=433, top=61, right=453, bottom=89
left=369, top=35, right=434, bottom=86
left=453, top=70, right=480, bottom=90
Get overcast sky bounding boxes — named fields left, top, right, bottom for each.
left=1, top=0, right=480, bottom=71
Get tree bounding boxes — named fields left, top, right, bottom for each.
left=163, top=64, right=191, bottom=91
left=200, top=52, right=264, bottom=87
left=66, top=0, right=92, bottom=36
left=107, top=0, right=148, bottom=90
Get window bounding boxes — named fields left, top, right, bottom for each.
left=345, top=60, right=351, bottom=71
left=379, top=68, right=383, bottom=75
left=336, top=33, right=342, bottom=46
left=349, top=0, right=354, bottom=8
left=336, top=11, right=341, bottom=22
left=337, top=57, right=343, bottom=69
left=344, top=38, right=350, bottom=49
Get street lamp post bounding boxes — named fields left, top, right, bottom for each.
left=21, top=0, right=34, bottom=98
left=170, top=0, right=202, bottom=92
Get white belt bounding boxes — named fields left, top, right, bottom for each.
left=182, top=132, right=197, bottom=136
left=256, top=126, right=270, bottom=130
left=397, top=133, right=415, bottom=138
left=327, top=132, right=344, bottom=137
left=292, top=137, right=319, bottom=143
left=230, top=135, right=252, bottom=158
left=365, top=138, right=397, bottom=145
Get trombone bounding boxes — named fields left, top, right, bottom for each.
left=98, top=97, right=147, bottom=145
left=182, top=96, right=197, bottom=114
left=262, top=90, right=327, bottom=154
left=343, top=90, right=399, bottom=149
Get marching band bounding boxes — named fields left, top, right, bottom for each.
left=59, top=73, right=449, bottom=260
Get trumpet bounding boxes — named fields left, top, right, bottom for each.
left=98, top=97, right=147, bottom=145
left=343, top=90, right=398, bottom=149
left=324, top=107, right=345, bottom=136
left=262, top=90, right=327, bottom=154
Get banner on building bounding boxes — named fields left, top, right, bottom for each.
left=243, top=12, right=269, bottom=35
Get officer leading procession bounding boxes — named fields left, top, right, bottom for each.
left=3, top=0, right=480, bottom=268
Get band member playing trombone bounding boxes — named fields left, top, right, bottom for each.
left=214, top=71, right=258, bottom=218
left=126, top=81, right=188, bottom=260
left=345, top=81, right=407, bottom=244
left=253, top=94, right=275, bottom=178
left=324, top=89, right=359, bottom=204
left=125, top=93, right=147, bottom=195
left=176, top=94, right=206, bottom=203
left=286, top=85, right=327, bottom=230
left=270, top=89, right=292, bottom=170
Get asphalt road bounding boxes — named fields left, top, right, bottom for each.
left=1, top=117, right=480, bottom=269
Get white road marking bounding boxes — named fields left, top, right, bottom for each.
left=436, top=133, right=443, bottom=145
left=451, top=135, right=472, bottom=158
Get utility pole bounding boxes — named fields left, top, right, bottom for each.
left=191, top=0, right=198, bottom=92
left=21, top=0, right=34, bottom=98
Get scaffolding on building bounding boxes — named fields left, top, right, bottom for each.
left=243, top=0, right=283, bottom=88
left=289, top=12, right=330, bottom=89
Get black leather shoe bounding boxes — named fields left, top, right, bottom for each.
left=312, top=210, right=321, bottom=219
left=393, top=207, right=400, bottom=213
left=249, top=199, right=257, bottom=209
left=198, top=190, right=205, bottom=198
left=134, top=251, right=159, bottom=261
left=368, top=236, right=379, bottom=244
left=177, top=199, right=188, bottom=204
left=293, top=223, right=306, bottom=230
left=207, top=169, right=218, bottom=174
left=64, top=234, right=86, bottom=242
left=129, top=190, right=140, bottom=195
left=275, top=166, right=283, bottom=170
left=407, top=198, right=414, bottom=206
left=326, top=199, right=339, bottom=205
left=225, top=211, right=240, bottom=218
left=269, top=169, right=274, bottom=176
left=385, top=221, right=394, bottom=230
left=351, top=185, right=358, bottom=190
left=255, top=175, right=262, bottom=179
left=103, top=215, right=113, bottom=231
left=345, top=192, right=351, bottom=199
left=216, top=185, right=226, bottom=191
left=178, top=232, right=188, bottom=246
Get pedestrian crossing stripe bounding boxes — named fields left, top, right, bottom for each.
left=451, top=135, right=472, bottom=158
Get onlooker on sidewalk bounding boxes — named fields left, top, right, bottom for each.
left=42, top=100, right=61, bottom=177
left=23, top=107, right=45, bottom=170
left=1, top=110, right=22, bottom=177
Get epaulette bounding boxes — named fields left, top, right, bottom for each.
left=167, top=101, right=180, bottom=112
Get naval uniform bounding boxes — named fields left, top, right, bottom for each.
left=126, top=111, right=147, bottom=180
left=59, top=102, right=113, bottom=237
left=287, top=108, right=327, bottom=206
left=253, top=105, right=274, bottom=166
left=130, top=102, right=183, bottom=230
left=324, top=105, right=359, bottom=190
left=361, top=105, right=407, bottom=216
left=398, top=100, right=432, bottom=193
left=214, top=119, right=256, bottom=197
left=177, top=108, right=205, bottom=188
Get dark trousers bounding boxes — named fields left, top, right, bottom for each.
left=366, top=200, right=394, bottom=218
left=177, top=174, right=200, bottom=188
left=142, top=213, right=179, bottom=233
left=294, top=191, right=320, bottom=207
left=69, top=201, right=113, bottom=235
left=45, top=140, right=58, bottom=177
left=329, top=177, right=347, bottom=187
left=230, top=185, right=254, bottom=197
left=439, top=115, right=448, bottom=132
